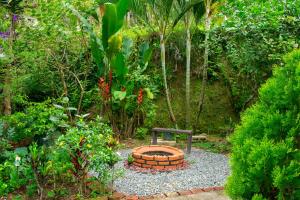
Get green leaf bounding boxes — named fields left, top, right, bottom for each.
left=113, top=91, right=127, bottom=101
left=144, top=88, right=154, bottom=99
left=102, top=3, right=118, bottom=50
left=111, top=53, right=128, bottom=78
left=116, top=0, right=130, bottom=22
left=139, top=42, right=153, bottom=68
left=90, top=35, right=104, bottom=75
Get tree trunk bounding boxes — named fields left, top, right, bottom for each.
left=185, top=15, right=192, bottom=129
left=197, top=1, right=211, bottom=122
left=160, top=33, right=177, bottom=128
left=3, top=76, right=12, bottom=115
left=3, top=13, right=15, bottom=115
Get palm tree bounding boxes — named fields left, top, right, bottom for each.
left=132, top=0, right=178, bottom=128
left=196, top=0, right=218, bottom=122
left=173, top=0, right=219, bottom=127
left=174, top=0, right=205, bottom=129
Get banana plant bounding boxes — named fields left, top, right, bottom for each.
left=68, top=0, right=155, bottom=137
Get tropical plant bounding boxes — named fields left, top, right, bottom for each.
left=55, top=118, right=119, bottom=194
left=68, top=0, right=156, bottom=138
left=226, top=50, right=300, bottom=200
left=173, top=0, right=205, bottom=128
left=132, top=0, right=179, bottom=128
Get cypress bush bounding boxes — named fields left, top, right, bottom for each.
left=226, top=50, right=300, bottom=200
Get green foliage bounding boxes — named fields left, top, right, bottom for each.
left=135, top=127, right=148, bottom=140
left=226, top=50, right=300, bottom=200
left=55, top=117, right=119, bottom=191
left=1, top=100, right=65, bottom=142
left=0, top=148, right=35, bottom=196
left=127, top=154, right=134, bottom=165
left=209, top=0, right=300, bottom=111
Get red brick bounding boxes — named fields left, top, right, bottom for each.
left=170, top=160, right=183, bottom=165
left=138, top=196, right=154, bottom=199
left=135, top=159, right=145, bottom=164
left=154, top=156, right=168, bottom=161
left=109, top=192, right=125, bottom=200
left=168, top=155, right=180, bottom=161
left=165, top=192, right=179, bottom=197
left=190, top=188, right=204, bottom=194
left=164, top=165, right=177, bottom=170
left=203, top=187, right=214, bottom=192
left=178, top=190, right=192, bottom=196
left=132, top=153, right=141, bottom=159
left=142, top=155, right=154, bottom=161
left=213, top=186, right=224, bottom=191
left=125, top=195, right=138, bottom=200
left=146, top=160, right=157, bottom=165
left=158, top=161, right=170, bottom=165
left=152, top=165, right=165, bottom=170
left=133, top=162, right=142, bottom=167
left=142, top=164, right=152, bottom=168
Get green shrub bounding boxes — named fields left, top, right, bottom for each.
left=135, top=128, right=148, bottom=140
left=1, top=100, right=65, bottom=143
left=55, top=117, right=119, bottom=193
left=226, top=50, right=300, bottom=200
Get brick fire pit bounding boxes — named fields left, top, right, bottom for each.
left=132, top=145, right=185, bottom=170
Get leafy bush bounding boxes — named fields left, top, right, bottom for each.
left=54, top=117, right=119, bottom=194
left=0, top=148, right=35, bottom=196
left=226, top=50, right=300, bottom=199
left=1, top=100, right=65, bottom=143
left=135, top=127, right=148, bottom=140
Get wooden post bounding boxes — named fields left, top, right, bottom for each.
left=187, top=132, right=192, bottom=154
left=152, top=131, right=157, bottom=145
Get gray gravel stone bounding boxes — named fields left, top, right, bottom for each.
left=114, top=148, right=230, bottom=196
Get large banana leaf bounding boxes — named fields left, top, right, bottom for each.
left=102, top=0, right=130, bottom=50
left=102, top=3, right=118, bottom=50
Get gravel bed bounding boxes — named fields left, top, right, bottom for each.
left=114, top=148, right=230, bottom=196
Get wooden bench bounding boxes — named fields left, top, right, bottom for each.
left=151, top=128, right=193, bottom=154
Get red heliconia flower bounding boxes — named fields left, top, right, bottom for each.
left=137, top=88, right=143, bottom=105
left=98, top=77, right=105, bottom=89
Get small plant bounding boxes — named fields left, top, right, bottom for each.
left=127, top=155, right=134, bottom=165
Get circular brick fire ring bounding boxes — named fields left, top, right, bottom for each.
left=132, top=145, right=185, bottom=171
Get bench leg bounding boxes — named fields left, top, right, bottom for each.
left=152, top=132, right=157, bottom=145
left=187, top=133, right=192, bottom=154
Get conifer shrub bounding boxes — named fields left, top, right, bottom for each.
left=226, top=50, right=300, bottom=200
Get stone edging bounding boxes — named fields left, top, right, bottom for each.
left=109, top=186, right=224, bottom=200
